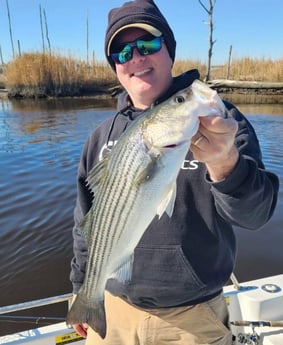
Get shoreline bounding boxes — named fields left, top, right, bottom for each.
left=209, top=80, right=283, bottom=104
left=215, top=89, right=283, bottom=105
left=1, top=81, right=283, bottom=104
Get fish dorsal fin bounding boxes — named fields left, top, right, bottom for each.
left=77, top=208, right=94, bottom=245
left=109, top=255, right=134, bottom=283
left=157, top=182, right=177, bottom=218
left=76, top=157, right=110, bottom=244
left=86, top=156, right=109, bottom=195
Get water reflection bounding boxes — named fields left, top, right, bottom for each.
left=8, top=97, right=117, bottom=113
left=0, top=98, right=116, bottom=154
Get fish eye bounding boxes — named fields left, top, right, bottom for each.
left=175, top=95, right=185, bottom=103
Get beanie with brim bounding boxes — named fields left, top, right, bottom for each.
left=105, top=0, right=176, bottom=71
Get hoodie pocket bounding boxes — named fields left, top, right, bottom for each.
left=127, top=245, right=208, bottom=306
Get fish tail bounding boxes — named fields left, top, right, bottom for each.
left=66, top=294, right=106, bottom=339
left=88, top=300, right=107, bottom=339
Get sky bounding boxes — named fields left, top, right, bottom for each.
left=0, top=0, right=282, bottom=65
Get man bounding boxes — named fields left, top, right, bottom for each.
left=69, top=0, right=279, bottom=344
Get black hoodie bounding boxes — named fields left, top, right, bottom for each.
left=70, top=69, right=279, bottom=308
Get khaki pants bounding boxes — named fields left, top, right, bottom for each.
left=85, top=291, right=232, bottom=345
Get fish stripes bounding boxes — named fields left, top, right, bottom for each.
left=84, top=134, right=147, bottom=297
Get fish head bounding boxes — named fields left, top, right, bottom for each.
left=142, top=80, right=226, bottom=153
left=189, top=80, right=227, bottom=117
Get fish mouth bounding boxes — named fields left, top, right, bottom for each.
left=161, top=139, right=187, bottom=150
left=163, top=144, right=178, bottom=148
left=146, top=141, right=181, bottom=153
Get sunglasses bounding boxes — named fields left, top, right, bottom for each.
left=110, top=36, right=164, bottom=64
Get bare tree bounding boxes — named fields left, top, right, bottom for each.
left=198, top=0, right=216, bottom=82
left=86, top=14, right=89, bottom=65
left=39, top=4, right=45, bottom=54
left=43, top=9, right=51, bottom=53
left=0, top=45, right=4, bottom=65
left=226, top=45, right=233, bottom=79
left=6, top=0, right=15, bottom=59
left=17, top=39, right=21, bottom=56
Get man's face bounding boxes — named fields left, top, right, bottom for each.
left=112, top=28, right=173, bottom=109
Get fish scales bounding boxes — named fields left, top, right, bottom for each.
left=85, top=177, right=138, bottom=299
left=101, top=136, right=148, bottom=255
left=84, top=134, right=147, bottom=295
left=66, top=80, right=227, bottom=339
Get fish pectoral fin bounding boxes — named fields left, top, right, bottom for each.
left=157, top=182, right=177, bottom=218
left=110, top=255, right=134, bottom=283
left=134, top=154, right=160, bottom=185
left=66, top=294, right=106, bottom=339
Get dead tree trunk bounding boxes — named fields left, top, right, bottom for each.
left=86, top=14, right=89, bottom=65
left=43, top=9, right=51, bottom=53
left=17, top=39, right=21, bottom=56
left=198, top=0, right=216, bottom=82
left=226, top=45, right=232, bottom=79
left=39, top=5, right=45, bottom=54
left=6, top=0, right=15, bottom=59
left=0, top=45, right=4, bottom=65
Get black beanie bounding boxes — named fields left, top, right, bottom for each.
left=105, top=0, right=176, bottom=70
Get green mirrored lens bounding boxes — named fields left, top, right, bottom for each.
left=136, top=37, right=162, bottom=56
left=116, top=45, right=133, bottom=64
left=111, top=36, right=163, bottom=64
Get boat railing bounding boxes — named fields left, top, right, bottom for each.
left=0, top=293, right=72, bottom=316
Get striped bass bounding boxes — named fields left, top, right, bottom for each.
left=66, top=80, right=227, bottom=338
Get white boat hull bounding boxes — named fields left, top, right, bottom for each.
left=1, top=274, right=283, bottom=345
left=224, top=274, right=283, bottom=345
left=0, top=323, right=84, bottom=345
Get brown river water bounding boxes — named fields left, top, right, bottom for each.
left=0, top=98, right=282, bottom=336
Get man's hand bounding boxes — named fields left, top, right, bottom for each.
left=191, top=115, right=239, bottom=181
left=72, top=322, right=89, bottom=338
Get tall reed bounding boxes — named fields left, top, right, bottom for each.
left=211, top=57, right=283, bottom=81
left=173, top=57, right=283, bottom=82
left=4, top=52, right=117, bottom=97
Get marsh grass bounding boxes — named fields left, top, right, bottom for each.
left=3, top=51, right=283, bottom=98
left=4, top=52, right=117, bottom=97
left=173, top=57, right=283, bottom=82
left=210, top=57, right=283, bottom=82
